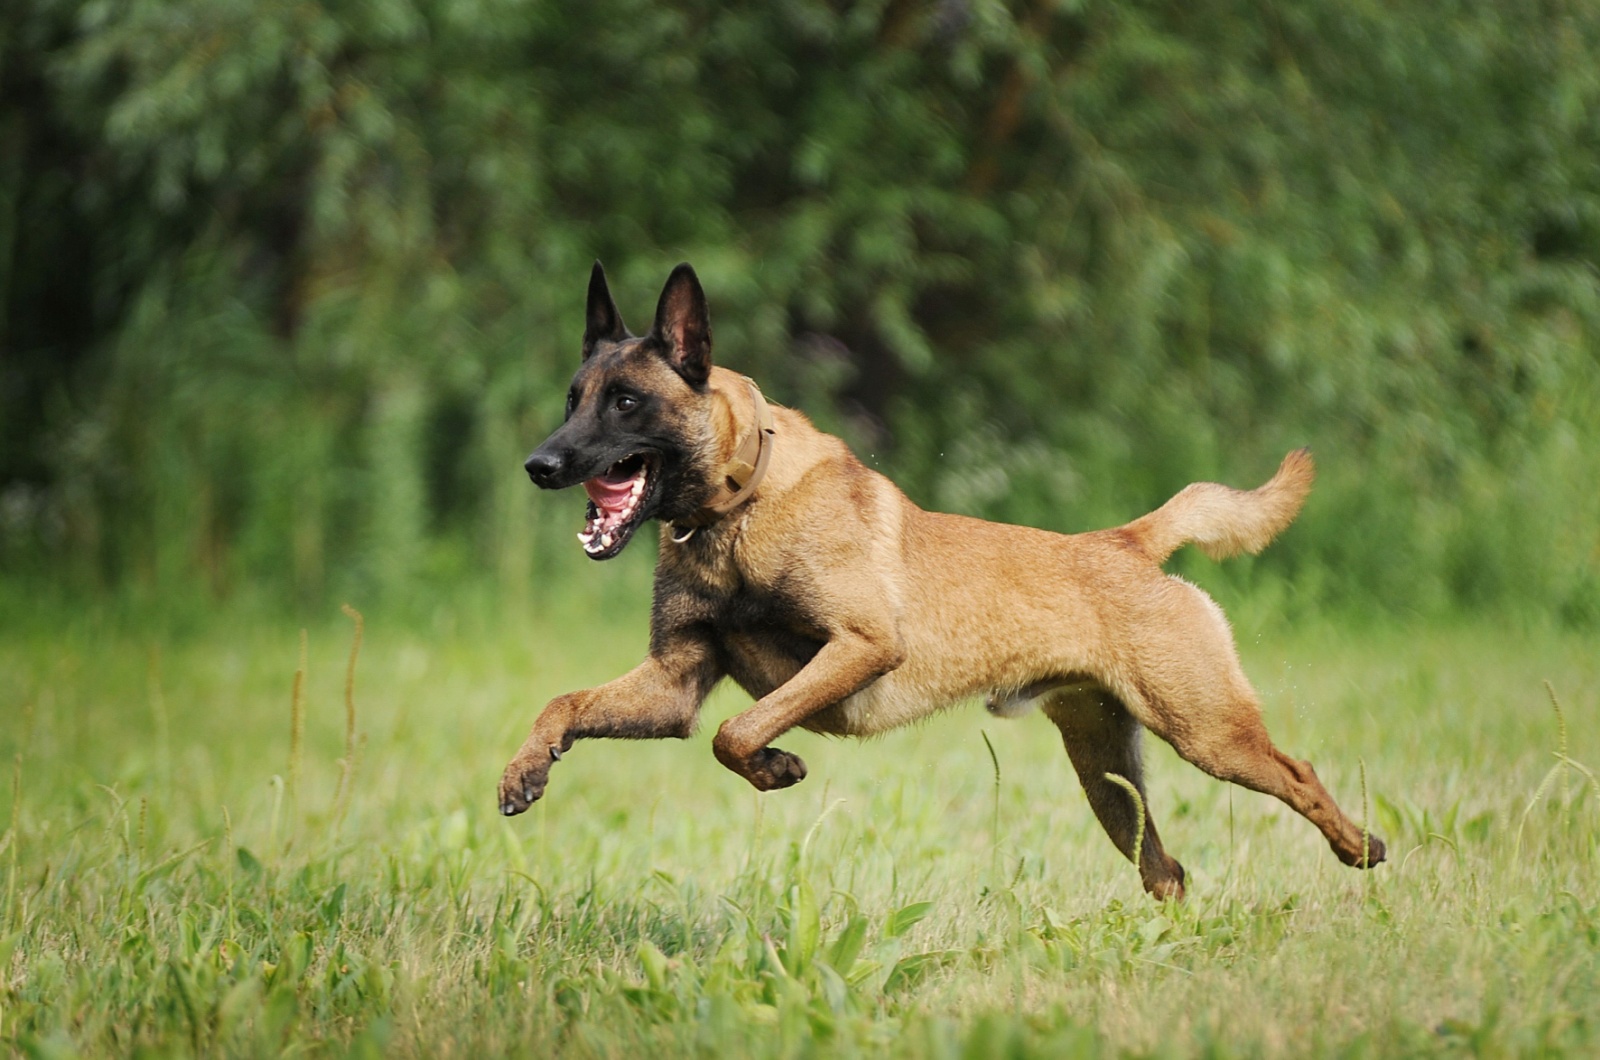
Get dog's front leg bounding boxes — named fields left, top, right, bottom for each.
left=499, top=637, right=719, bottom=815
left=713, top=629, right=905, bottom=790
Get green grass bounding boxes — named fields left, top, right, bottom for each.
left=1, top=600, right=1596, bottom=1057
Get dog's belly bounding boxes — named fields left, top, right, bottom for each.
left=708, top=550, right=1114, bottom=739
left=801, top=673, right=1103, bottom=736
left=800, top=673, right=958, bottom=736
left=985, top=677, right=1102, bottom=718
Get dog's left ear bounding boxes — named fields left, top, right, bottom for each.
left=650, top=263, right=712, bottom=388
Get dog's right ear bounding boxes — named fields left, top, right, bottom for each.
left=582, top=260, right=629, bottom=360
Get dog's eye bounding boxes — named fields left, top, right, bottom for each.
left=613, top=395, right=638, bottom=413
left=565, top=389, right=578, bottom=417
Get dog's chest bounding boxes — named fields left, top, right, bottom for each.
left=661, top=540, right=830, bottom=697
left=709, top=582, right=828, bottom=698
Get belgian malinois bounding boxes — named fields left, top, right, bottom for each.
left=499, top=262, right=1385, bottom=899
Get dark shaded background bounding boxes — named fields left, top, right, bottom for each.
left=3, top=0, right=1598, bottom=624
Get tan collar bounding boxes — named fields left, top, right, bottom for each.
left=671, top=378, right=776, bottom=536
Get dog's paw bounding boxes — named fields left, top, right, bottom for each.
left=498, top=746, right=560, bottom=816
left=1141, top=856, right=1187, bottom=902
left=1335, top=832, right=1387, bottom=868
left=744, top=746, right=808, bottom=791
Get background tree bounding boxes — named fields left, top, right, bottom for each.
left=2, top=0, right=1597, bottom=622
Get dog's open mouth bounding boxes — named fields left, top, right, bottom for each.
left=578, top=454, right=656, bottom=559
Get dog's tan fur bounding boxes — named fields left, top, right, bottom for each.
left=499, top=267, right=1385, bottom=899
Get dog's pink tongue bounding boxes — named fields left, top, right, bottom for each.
left=584, top=474, right=633, bottom=512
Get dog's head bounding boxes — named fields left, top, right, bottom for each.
left=524, top=262, right=725, bottom=559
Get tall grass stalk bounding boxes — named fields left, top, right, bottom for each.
left=1360, top=758, right=1376, bottom=901
left=799, top=798, right=846, bottom=868
left=222, top=805, right=235, bottom=936
left=332, top=605, right=364, bottom=833
left=982, top=729, right=1002, bottom=883
left=1514, top=681, right=1586, bottom=859
left=341, top=606, right=363, bottom=760
left=1104, top=773, right=1146, bottom=873
left=289, top=628, right=306, bottom=806
left=5, top=753, right=18, bottom=932
left=147, top=646, right=169, bottom=788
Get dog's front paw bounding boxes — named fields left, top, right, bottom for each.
left=498, top=744, right=562, bottom=816
left=1346, top=833, right=1387, bottom=869
left=1330, top=829, right=1387, bottom=868
left=744, top=746, right=808, bottom=791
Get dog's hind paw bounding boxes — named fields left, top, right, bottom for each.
left=743, top=746, right=808, bottom=791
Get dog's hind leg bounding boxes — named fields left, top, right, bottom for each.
left=1146, top=692, right=1385, bottom=870
left=1123, top=580, right=1386, bottom=870
left=1041, top=689, right=1188, bottom=900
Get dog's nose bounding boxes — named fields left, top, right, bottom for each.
left=524, top=450, right=564, bottom=486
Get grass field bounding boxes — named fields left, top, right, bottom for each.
left=1, top=592, right=1596, bottom=1057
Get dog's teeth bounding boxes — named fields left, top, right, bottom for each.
left=600, top=531, right=613, bottom=548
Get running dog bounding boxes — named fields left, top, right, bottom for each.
left=498, top=262, right=1385, bottom=899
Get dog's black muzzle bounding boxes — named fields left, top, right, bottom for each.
left=524, top=445, right=569, bottom=488
left=524, top=415, right=600, bottom=488
left=524, top=419, right=634, bottom=491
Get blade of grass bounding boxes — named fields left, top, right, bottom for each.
left=1104, top=773, right=1146, bottom=873
left=332, top=605, right=365, bottom=834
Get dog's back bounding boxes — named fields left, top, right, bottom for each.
left=785, top=433, right=1313, bottom=738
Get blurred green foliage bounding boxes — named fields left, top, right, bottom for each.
left=2, top=0, right=1598, bottom=622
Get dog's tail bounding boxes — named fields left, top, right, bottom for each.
left=1120, top=448, right=1315, bottom=565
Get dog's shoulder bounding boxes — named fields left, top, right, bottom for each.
left=763, top=407, right=906, bottom=519
left=732, top=411, right=908, bottom=598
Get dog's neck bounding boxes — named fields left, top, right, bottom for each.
left=671, top=377, right=775, bottom=535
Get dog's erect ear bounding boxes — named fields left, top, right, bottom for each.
left=650, top=263, right=712, bottom=387
left=582, top=260, right=629, bottom=360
